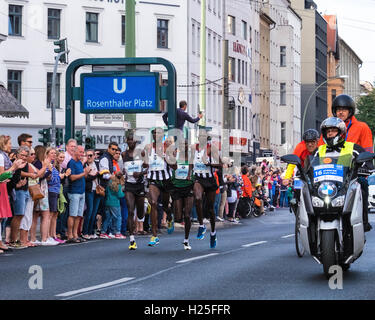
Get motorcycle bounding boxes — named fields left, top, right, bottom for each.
left=281, top=151, right=374, bottom=278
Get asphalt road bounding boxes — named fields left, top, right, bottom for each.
left=1, top=208, right=375, bottom=301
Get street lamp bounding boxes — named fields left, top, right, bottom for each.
left=301, top=75, right=348, bottom=133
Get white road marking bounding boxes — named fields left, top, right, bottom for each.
left=55, top=277, right=135, bottom=297
left=241, top=241, right=268, bottom=248
left=176, top=253, right=219, bottom=264
left=281, top=234, right=295, bottom=239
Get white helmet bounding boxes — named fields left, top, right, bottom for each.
left=320, top=117, right=346, bottom=148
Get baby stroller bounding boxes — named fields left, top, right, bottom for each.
left=249, top=196, right=262, bottom=217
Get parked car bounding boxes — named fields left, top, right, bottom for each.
left=368, top=174, right=375, bottom=213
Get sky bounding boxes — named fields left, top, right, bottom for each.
left=314, top=0, right=375, bottom=83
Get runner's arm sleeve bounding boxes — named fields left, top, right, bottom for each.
left=284, top=164, right=295, bottom=180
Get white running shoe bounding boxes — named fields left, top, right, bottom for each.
left=40, top=238, right=59, bottom=246
left=183, top=241, right=192, bottom=250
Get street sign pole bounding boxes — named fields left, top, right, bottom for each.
left=51, top=51, right=65, bottom=147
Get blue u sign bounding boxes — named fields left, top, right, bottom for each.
left=80, top=72, right=160, bottom=114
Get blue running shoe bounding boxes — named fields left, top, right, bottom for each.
left=148, top=236, right=160, bottom=246
left=197, top=225, right=207, bottom=240
left=210, top=233, right=217, bottom=249
left=167, top=215, right=174, bottom=234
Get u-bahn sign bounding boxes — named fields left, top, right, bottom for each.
left=80, top=72, right=160, bottom=114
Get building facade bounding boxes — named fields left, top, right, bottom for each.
left=337, top=37, right=362, bottom=103
left=0, top=0, right=224, bottom=149
left=290, top=0, right=327, bottom=134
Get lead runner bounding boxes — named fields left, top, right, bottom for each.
left=190, top=128, right=222, bottom=248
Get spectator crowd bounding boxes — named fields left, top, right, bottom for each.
left=0, top=133, right=293, bottom=254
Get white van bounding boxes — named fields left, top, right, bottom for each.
left=368, top=174, right=375, bottom=213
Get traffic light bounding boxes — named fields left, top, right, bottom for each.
left=85, top=136, right=96, bottom=150
left=56, top=128, right=64, bottom=146
left=53, top=38, right=68, bottom=64
left=74, top=130, right=83, bottom=145
left=38, top=128, right=51, bottom=146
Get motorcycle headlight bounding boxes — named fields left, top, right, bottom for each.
left=332, top=195, right=345, bottom=207
left=312, top=196, right=324, bottom=207
left=318, top=182, right=337, bottom=198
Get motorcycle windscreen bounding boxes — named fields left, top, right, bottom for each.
left=309, top=154, right=352, bottom=188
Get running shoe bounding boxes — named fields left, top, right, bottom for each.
left=210, top=233, right=217, bottom=249
left=129, top=241, right=137, bottom=250
left=197, top=225, right=207, bottom=240
left=99, top=233, right=111, bottom=239
left=148, top=236, right=160, bottom=246
left=115, top=234, right=126, bottom=239
left=167, top=215, right=175, bottom=234
left=183, top=241, right=191, bottom=250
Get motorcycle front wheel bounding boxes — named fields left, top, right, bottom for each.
left=295, top=215, right=305, bottom=258
left=321, top=230, right=337, bottom=279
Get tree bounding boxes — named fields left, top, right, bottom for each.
left=356, top=89, right=375, bottom=136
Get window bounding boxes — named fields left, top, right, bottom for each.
left=197, top=25, right=201, bottom=55
left=9, top=5, right=22, bottom=36
left=47, top=72, right=61, bottom=109
left=237, top=59, right=241, bottom=83
left=249, top=26, right=252, bottom=43
left=280, top=46, right=286, bottom=67
left=192, top=22, right=196, bottom=54
left=157, top=19, right=169, bottom=48
left=242, top=20, right=247, bottom=40
left=242, top=60, right=245, bottom=84
left=331, top=89, right=336, bottom=103
left=228, top=57, right=235, bottom=82
left=227, top=15, right=235, bottom=35
left=242, top=106, right=245, bottom=130
left=121, top=15, right=126, bottom=45
left=238, top=106, right=241, bottom=130
left=218, top=37, right=221, bottom=66
left=48, top=8, right=61, bottom=39
left=280, top=82, right=286, bottom=105
left=213, top=35, right=216, bottom=64
left=7, top=70, right=22, bottom=103
left=281, top=122, right=286, bottom=145
left=208, top=32, right=211, bottom=62
left=86, top=12, right=98, bottom=42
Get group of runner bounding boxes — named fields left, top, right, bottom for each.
left=123, top=127, right=222, bottom=251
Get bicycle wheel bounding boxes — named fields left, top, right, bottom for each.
left=295, top=214, right=305, bottom=257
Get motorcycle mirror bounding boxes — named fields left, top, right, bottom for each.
left=281, top=154, right=301, bottom=166
left=356, top=152, right=375, bottom=164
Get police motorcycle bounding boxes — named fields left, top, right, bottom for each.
left=281, top=151, right=375, bottom=278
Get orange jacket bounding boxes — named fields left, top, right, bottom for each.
left=319, top=116, right=373, bottom=152
left=241, top=174, right=252, bottom=198
left=284, top=141, right=313, bottom=179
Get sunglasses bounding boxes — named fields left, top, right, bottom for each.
left=111, top=148, right=119, bottom=151
left=87, top=154, right=93, bottom=157
left=26, top=140, right=32, bottom=144
left=30, top=153, right=35, bottom=156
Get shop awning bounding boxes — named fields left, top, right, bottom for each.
left=0, top=85, right=29, bottom=119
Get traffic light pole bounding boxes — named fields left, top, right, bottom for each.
left=51, top=51, right=65, bottom=147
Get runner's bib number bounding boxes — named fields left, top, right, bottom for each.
left=175, top=164, right=189, bottom=180
left=150, top=155, right=165, bottom=171
left=124, top=160, right=142, bottom=176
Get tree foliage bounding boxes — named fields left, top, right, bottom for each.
left=356, top=89, right=375, bottom=136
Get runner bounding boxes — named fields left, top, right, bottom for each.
left=190, top=128, right=222, bottom=248
left=144, top=127, right=175, bottom=246
left=123, top=133, right=147, bottom=250
left=171, top=139, right=194, bottom=250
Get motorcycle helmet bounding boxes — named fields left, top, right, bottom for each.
left=332, top=94, right=356, bottom=118
left=302, top=129, right=319, bottom=142
left=320, top=117, right=347, bottom=148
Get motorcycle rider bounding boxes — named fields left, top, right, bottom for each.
left=313, top=117, right=373, bottom=232
left=328, top=94, right=373, bottom=232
